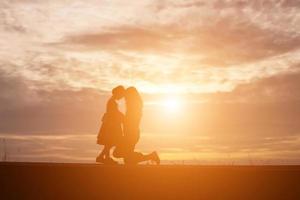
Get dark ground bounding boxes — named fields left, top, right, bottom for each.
left=0, top=162, right=300, bottom=200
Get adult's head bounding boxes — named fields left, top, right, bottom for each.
left=112, top=85, right=125, bottom=100
left=125, top=87, right=143, bottom=108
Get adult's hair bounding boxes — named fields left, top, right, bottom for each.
left=125, top=87, right=143, bottom=107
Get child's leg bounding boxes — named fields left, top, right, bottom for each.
left=96, top=145, right=107, bottom=163
left=97, top=145, right=119, bottom=164
left=98, top=147, right=105, bottom=159
left=103, top=145, right=112, bottom=159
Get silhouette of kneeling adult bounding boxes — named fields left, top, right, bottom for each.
left=96, top=86, right=160, bottom=165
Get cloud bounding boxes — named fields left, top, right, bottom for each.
left=61, top=15, right=300, bottom=66
left=1, top=133, right=300, bottom=164
left=0, top=0, right=300, bottom=95
left=139, top=67, right=300, bottom=142
left=62, top=27, right=173, bottom=53
left=53, top=0, right=300, bottom=83
left=175, top=69, right=300, bottom=138
left=0, top=68, right=107, bottom=134
left=0, top=134, right=97, bottom=162
left=211, top=65, right=300, bottom=102
left=173, top=0, right=300, bottom=9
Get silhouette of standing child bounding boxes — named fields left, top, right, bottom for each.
left=96, top=85, right=125, bottom=164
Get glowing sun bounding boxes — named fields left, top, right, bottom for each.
left=162, top=97, right=183, bottom=113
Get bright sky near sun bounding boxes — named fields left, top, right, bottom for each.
left=159, top=96, right=183, bottom=114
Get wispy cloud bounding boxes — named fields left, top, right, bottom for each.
left=1, top=133, right=300, bottom=164
left=1, top=0, right=300, bottom=93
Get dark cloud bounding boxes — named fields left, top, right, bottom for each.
left=61, top=26, right=179, bottom=53
left=187, top=70, right=300, bottom=137
left=189, top=20, right=300, bottom=66
left=278, top=0, right=300, bottom=8
left=0, top=68, right=33, bottom=110
left=163, top=0, right=207, bottom=9
left=0, top=134, right=97, bottom=162
left=150, top=0, right=300, bottom=14
left=0, top=69, right=107, bottom=134
left=187, top=0, right=300, bottom=9
left=226, top=69, right=300, bottom=102
left=61, top=19, right=300, bottom=66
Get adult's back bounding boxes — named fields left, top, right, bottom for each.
left=124, top=87, right=143, bottom=145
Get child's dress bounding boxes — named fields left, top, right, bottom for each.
left=97, top=97, right=123, bottom=146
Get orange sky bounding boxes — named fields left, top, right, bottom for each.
left=0, top=0, right=300, bottom=164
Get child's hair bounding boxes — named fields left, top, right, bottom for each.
left=112, top=85, right=125, bottom=96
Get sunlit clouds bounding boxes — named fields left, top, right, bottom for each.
left=1, top=0, right=300, bottom=93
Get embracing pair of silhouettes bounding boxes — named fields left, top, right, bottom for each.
left=96, top=86, right=160, bottom=165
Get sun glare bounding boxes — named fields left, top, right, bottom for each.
left=162, top=97, right=182, bottom=113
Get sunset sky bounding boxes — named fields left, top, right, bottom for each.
left=0, top=0, right=300, bottom=164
